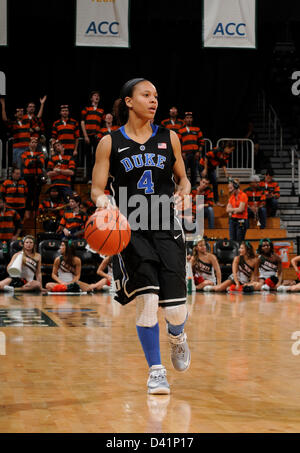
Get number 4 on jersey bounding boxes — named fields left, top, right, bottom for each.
left=137, top=170, right=154, bottom=194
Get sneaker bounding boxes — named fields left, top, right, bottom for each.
left=147, top=365, right=170, bottom=395
left=261, top=284, right=270, bottom=291
left=203, top=285, right=213, bottom=292
left=277, top=285, right=288, bottom=292
left=168, top=331, right=191, bottom=372
left=4, top=285, right=14, bottom=292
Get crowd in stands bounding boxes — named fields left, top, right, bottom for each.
left=0, top=95, right=281, bottom=287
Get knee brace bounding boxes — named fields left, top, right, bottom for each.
left=136, top=293, right=159, bottom=327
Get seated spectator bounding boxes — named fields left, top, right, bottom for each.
left=199, top=141, right=235, bottom=206
left=81, top=91, right=105, bottom=182
left=259, top=169, right=280, bottom=217
left=90, top=256, right=112, bottom=291
left=57, top=194, right=87, bottom=239
left=277, top=255, right=300, bottom=291
left=45, top=240, right=92, bottom=293
left=177, top=112, right=204, bottom=187
left=21, top=136, right=46, bottom=219
left=51, top=104, right=79, bottom=157
left=47, top=140, right=75, bottom=201
left=244, top=175, right=267, bottom=229
left=190, top=239, right=221, bottom=290
left=204, top=241, right=257, bottom=292
left=96, top=113, right=119, bottom=141
left=250, top=239, right=282, bottom=291
left=226, top=178, right=248, bottom=242
left=0, top=167, right=28, bottom=220
left=0, top=194, right=22, bottom=246
left=0, top=235, right=42, bottom=292
left=191, top=177, right=215, bottom=229
left=161, top=106, right=184, bottom=133
left=38, top=186, right=66, bottom=232
left=0, top=97, right=32, bottom=169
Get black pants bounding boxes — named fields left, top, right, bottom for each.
left=24, top=177, right=42, bottom=212
left=84, top=135, right=99, bottom=181
left=229, top=217, right=247, bottom=242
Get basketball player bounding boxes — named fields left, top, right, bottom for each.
left=204, top=241, right=257, bottom=292
left=45, top=240, right=92, bottom=292
left=0, top=235, right=42, bottom=292
left=250, top=239, right=282, bottom=291
left=191, top=239, right=221, bottom=290
left=91, top=78, right=191, bottom=394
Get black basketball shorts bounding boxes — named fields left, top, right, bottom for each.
left=112, top=229, right=186, bottom=307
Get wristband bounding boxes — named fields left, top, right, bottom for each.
left=96, top=194, right=109, bottom=208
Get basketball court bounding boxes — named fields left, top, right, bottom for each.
left=1, top=290, right=300, bottom=433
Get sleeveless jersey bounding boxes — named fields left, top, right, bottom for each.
left=259, top=255, right=278, bottom=279
left=229, top=255, right=254, bottom=284
left=57, top=256, right=76, bottom=284
left=109, top=124, right=176, bottom=231
left=20, top=253, right=39, bottom=282
left=192, top=257, right=216, bottom=283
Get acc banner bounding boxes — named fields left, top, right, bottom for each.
left=203, top=0, right=256, bottom=49
left=76, top=0, right=130, bottom=48
left=0, top=0, right=7, bottom=46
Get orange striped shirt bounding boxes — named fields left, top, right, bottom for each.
left=161, top=118, right=184, bottom=133
left=0, top=208, right=22, bottom=240
left=0, top=179, right=28, bottom=210
left=244, top=187, right=266, bottom=207
left=5, top=118, right=32, bottom=149
left=23, top=114, right=46, bottom=138
left=21, top=150, right=45, bottom=176
left=191, top=187, right=214, bottom=214
left=38, top=199, right=65, bottom=219
left=259, top=180, right=280, bottom=199
left=199, top=147, right=229, bottom=170
left=51, top=118, right=80, bottom=152
left=96, top=125, right=119, bottom=140
left=178, top=126, right=204, bottom=153
left=47, top=155, right=76, bottom=187
left=81, top=106, right=104, bottom=136
left=59, top=209, right=87, bottom=233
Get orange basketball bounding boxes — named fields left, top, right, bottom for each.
left=84, top=207, right=131, bottom=256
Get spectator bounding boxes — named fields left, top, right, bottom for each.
left=23, top=96, right=47, bottom=140
left=45, top=240, right=92, bottom=293
left=81, top=91, right=105, bottom=182
left=161, top=106, right=184, bottom=133
left=96, top=113, right=119, bottom=141
left=226, top=178, right=248, bottom=242
left=47, top=140, right=75, bottom=201
left=191, top=177, right=215, bottom=228
left=244, top=175, right=267, bottom=229
left=0, top=167, right=28, bottom=220
left=0, top=194, right=22, bottom=244
left=191, top=239, right=221, bottom=290
left=0, top=235, right=42, bottom=293
left=259, top=169, right=280, bottom=217
left=51, top=104, right=80, bottom=157
left=199, top=140, right=235, bottom=206
left=38, top=186, right=65, bottom=232
left=0, top=98, right=32, bottom=169
left=21, top=136, right=45, bottom=219
left=57, top=194, right=87, bottom=239
left=177, top=112, right=204, bottom=187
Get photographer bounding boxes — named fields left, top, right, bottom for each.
left=21, top=136, right=46, bottom=220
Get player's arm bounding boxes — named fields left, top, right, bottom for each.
left=211, top=253, right=222, bottom=285
left=51, top=257, right=64, bottom=284
left=96, top=256, right=112, bottom=280
left=171, top=130, right=191, bottom=197
left=72, top=257, right=81, bottom=283
left=276, top=256, right=283, bottom=287
left=35, top=254, right=42, bottom=286
left=291, top=256, right=300, bottom=274
left=91, top=135, right=112, bottom=209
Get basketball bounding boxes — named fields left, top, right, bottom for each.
left=84, top=207, right=131, bottom=256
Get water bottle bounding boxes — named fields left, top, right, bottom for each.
left=2, top=241, right=8, bottom=254
left=187, top=278, right=193, bottom=294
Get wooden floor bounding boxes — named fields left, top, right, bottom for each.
left=1, top=290, right=300, bottom=433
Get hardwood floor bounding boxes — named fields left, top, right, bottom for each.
left=0, top=290, right=300, bottom=433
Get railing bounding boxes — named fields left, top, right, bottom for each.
left=290, top=145, right=300, bottom=202
left=202, top=138, right=213, bottom=156
left=215, top=138, right=254, bottom=181
left=258, top=90, right=283, bottom=158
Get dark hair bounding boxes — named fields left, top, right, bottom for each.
left=241, top=241, right=255, bottom=258
left=61, top=239, right=76, bottom=267
left=11, top=166, right=20, bottom=173
left=115, top=78, right=147, bottom=125
left=257, top=238, right=274, bottom=255
left=266, top=168, right=274, bottom=177
left=69, top=194, right=81, bottom=204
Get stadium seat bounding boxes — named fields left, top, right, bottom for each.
left=213, top=238, right=239, bottom=282
left=0, top=242, right=8, bottom=280
left=38, top=239, right=61, bottom=285
left=71, top=239, right=101, bottom=282
left=10, top=239, right=23, bottom=258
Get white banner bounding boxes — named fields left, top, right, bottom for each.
left=0, top=0, right=7, bottom=46
left=76, top=0, right=130, bottom=48
left=203, top=0, right=256, bottom=49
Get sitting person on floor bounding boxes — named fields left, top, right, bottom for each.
left=45, top=239, right=92, bottom=293
left=90, top=256, right=112, bottom=291
left=250, top=239, right=282, bottom=291
left=204, top=241, right=257, bottom=292
left=190, top=239, right=221, bottom=290
left=0, top=235, right=42, bottom=292
left=277, top=255, right=300, bottom=292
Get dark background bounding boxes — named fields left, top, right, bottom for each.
left=1, top=0, right=300, bottom=142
